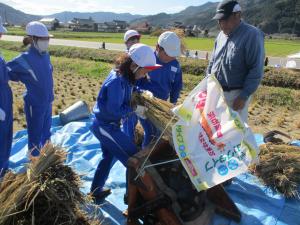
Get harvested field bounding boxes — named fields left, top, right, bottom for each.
left=9, top=55, right=112, bottom=131
left=1, top=46, right=299, bottom=139
left=11, top=75, right=300, bottom=138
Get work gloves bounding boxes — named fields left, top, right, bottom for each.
left=133, top=90, right=153, bottom=119
left=143, top=90, right=153, bottom=99
left=135, top=105, right=147, bottom=119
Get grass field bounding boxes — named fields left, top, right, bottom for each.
left=1, top=48, right=18, bottom=59
left=6, top=27, right=300, bottom=57
left=2, top=47, right=300, bottom=138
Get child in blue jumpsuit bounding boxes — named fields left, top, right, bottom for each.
left=137, top=31, right=183, bottom=147
left=121, top=30, right=141, bottom=142
left=7, top=21, right=53, bottom=158
left=0, top=19, right=13, bottom=178
left=90, top=43, right=161, bottom=199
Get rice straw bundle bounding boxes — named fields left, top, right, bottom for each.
left=133, top=92, right=177, bottom=143
left=251, top=143, right=300, bottom=198
left=134, top=123, right=144, bottom=146
left=0, top=143, right=100, bottom=225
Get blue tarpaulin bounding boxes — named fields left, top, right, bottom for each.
left=8, top=116, right=300, bottom=225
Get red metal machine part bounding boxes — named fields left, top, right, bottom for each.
left=126, top=140, right=241, bottom=225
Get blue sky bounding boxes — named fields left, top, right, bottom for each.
left=1, top=0, right=219, bottom=15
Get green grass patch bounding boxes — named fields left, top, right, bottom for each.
left=5, top=27, right=300, bottom=56
left=265, top=39, right=300, bottom=57
left=253, top=85, right=300, bottom=109
left=1, top=49, right=19, bottom=61
left=1, top=47, right=112, bottom=79
left=52, top=57, right=112, bottom=79
left=7, top=27, right=124, bottom=39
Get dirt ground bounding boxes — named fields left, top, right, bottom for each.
left=10, top=73, right=102, bottom=132
left=248, top=102, right=300, bottom=139
left=10, top=72, right=300, bottom=140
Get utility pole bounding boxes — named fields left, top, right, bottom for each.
left=4, top=9, right=8, bottom=24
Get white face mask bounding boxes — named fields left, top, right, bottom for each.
left=35, top=40, right=49, bottom=53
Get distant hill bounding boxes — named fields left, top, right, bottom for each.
left=0, top=3, right=143, bottom=25
left=239, top=0, right=300, bottom=35
left=49, top=11, right=144, bottom=23
left=0, top=3, right=41, bottom=25
left=132, top=0, right=300, bottom=35
left=1, top=0, right=299, bottom=35
left=131, top=2, right=218, bottom=30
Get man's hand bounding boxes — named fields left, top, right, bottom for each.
left=232, top=96, right=246, bottom=111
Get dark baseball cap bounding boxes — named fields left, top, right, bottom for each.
left=212, top=0, right=242, bottom=20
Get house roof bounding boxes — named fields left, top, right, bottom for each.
left=40, top=18, right=58, bottom=22
left=72, top=18, right=94, bottom=23
left=113, top=20, right=127, bottom=23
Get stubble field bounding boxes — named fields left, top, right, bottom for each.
left=1, top=43, right=300, bottom=139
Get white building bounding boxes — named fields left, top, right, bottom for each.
left=40, top=18, right=60, bottom=30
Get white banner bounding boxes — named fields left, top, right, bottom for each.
left=172, top=75, right=259, bottom=191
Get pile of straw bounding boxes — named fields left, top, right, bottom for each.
left=0, top=144, right=100, bottom=225
left=133, top=92, right=177, bottom=142
left=251, top=143, right=300, bottom=198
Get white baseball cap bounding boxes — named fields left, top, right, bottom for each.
left=158, top=31, right=181, bottom=57
left=0, top=16, right=7, bottom=33
left=124, top=30, right=141, bottom=42
left=128, top=43, right=162, bottom=70
left=26, top=21, right=53, bottom=38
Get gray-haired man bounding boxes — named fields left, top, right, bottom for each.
left=207, top=0, right=265, bottom=122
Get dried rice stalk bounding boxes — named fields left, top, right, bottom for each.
left=133, top=92, right=177, bottom=143
left=251, top=143, right=300, bottom=198
left=0, top=143, right=101, bottom=225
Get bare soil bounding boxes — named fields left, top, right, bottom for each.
left=10, top=73, right=102, bottom=132
left=10, top=73, right=300, bottom=140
